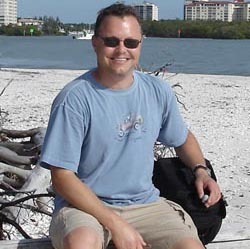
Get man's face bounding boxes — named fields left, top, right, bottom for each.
left=92, top=15, right=142, bottom=81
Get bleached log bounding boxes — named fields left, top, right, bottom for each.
left=0, top=142, right=36, bottom=156
left=0, top=174, right=23, bottom=189
left=0, top=147, right=34, bottom=167
left=0, top=127, right=44, bottom=139
left=30, top=128, right=46, bottom=147
left=2, top=164, right=51, bottom=222
left=0, top=127, right=51, bottom=224
left=0, top=162, right=31, bottom=181
left=0, top=161, right=31, bottom=192
left=0, top=238, right=54, bottom=249
left=0, top=238, right=118, bottom=248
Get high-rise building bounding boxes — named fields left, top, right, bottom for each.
left=0, top=0, right=17, bottom=26
left=133, top=2, right=159, bottom=21
left=184, top=0, right=250, bottom=22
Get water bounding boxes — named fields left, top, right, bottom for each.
left=0, top=35, right=249, bottom=76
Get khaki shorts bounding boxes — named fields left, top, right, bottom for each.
left=50, top=197, right=200, bottom=249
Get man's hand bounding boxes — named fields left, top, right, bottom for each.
left=194, top=170, right=221, bottom=208
left=109, top=217, right=147, bottom=249
left=174, top=130, right=222, bottom=208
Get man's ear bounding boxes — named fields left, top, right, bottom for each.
left=92, top=36, right=98, bottom=51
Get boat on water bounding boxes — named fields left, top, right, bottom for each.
left=69, top=29, right=94, bottom=40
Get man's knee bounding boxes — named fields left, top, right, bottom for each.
left=171, top=237, right=204, bottom=249
left=63, top=226, right=103, bottom=249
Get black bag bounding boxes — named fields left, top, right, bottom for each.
left=152, top=157, right=226, bottom=245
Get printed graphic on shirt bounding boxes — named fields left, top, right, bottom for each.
left=116, top=113, right=146, bottom=141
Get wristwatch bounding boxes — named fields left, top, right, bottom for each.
left=192, top=164, right=211, bottom=176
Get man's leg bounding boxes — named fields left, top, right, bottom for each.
left=117, top=197, right=204, bottom=249
left=63, top=226, right=102, bottom=249
left=171, top=237, right=204, bottom=249
left=49, top=206, right=111, bottom=249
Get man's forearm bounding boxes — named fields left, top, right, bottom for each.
left=174, top=130, right=221, bottom=206
left=174, top=130, right=206, bottom=169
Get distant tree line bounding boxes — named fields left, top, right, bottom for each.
left=0, top=16, right=250, bottom=39
left=42, top=16, right=63, bottom=35
left=0, top=16, right=65, bottom=36
left=0, top=24, right=42, bottom=36
left=142, top=20, right=250, bottom=39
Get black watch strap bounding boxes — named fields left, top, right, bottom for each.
left=193, top=164, right=211, bottom=176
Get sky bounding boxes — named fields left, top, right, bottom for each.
left=17, top=0, right=187, bottom=23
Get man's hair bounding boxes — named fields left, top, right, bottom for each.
left=94, top=3, right=141, bottom=36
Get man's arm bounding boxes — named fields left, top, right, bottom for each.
left=174, top=130, right=221, bottom=207
left=50, top=166, right=147, bottom=249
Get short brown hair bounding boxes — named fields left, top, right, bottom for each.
left=94, top=3, right=141, bottom=36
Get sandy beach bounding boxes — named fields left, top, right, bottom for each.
left=0, top=68, right=250, bottom=248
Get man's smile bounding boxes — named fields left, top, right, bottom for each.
left=111, top=57, right=130, bottom=61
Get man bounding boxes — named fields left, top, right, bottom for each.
left=40, top=3, right=221, bottom=249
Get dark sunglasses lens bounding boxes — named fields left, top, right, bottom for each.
left=102, top=37, right=140, bottom=48
left=124, top=39, right=140, bottom=48
left=103, top=37, right=119, bottom=47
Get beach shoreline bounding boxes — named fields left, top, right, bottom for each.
left=1, top=68, right=250, bottom=247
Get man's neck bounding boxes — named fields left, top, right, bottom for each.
left=92, top=69, right=134, bottom=90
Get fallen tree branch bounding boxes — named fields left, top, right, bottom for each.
left=0, top=162, right=31, bottom=181
left=0, top=193, right=53, bottom=211
left=0, top=142, right=38, bottom=156
left=0, top=147, right=35, bottom=167
left=1, top=214, right=31, bottom=239
left=0, top=127, right=44, bottom=139
left=0, top=175, right=23, bottom=190
left=0, top=79, right=13, bottom=97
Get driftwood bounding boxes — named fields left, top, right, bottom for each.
left=0, top=238, right=54, bottom=249
left=0, top=127, right=53, bottom=240
left=1, top=238, right=250, bottom=249
left=0, top=147, right=35, bottom=167
left=0, top=238, right=117, bottom=249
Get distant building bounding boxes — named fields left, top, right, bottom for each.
left=0, top=0, right=17, bottom=25
left=17, top=18, right=44, bottom=29
left=133, top=2, right=159, bottom=21
left=184, top=0, right=250, bottom=22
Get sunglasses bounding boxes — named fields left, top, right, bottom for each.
left=98, top=36, right=142, bottom=49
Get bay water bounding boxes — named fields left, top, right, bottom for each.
left=0, top=35, right=249, bottom=76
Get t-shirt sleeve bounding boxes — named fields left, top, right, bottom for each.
left=40, top=103, right=85, bottom=172
left=157, top=83, right=188, bottom=147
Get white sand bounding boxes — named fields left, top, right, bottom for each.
left=0, top=68, right=250, bottom=248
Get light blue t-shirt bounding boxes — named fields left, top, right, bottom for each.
left=40, top=69, right=188, bottom=211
